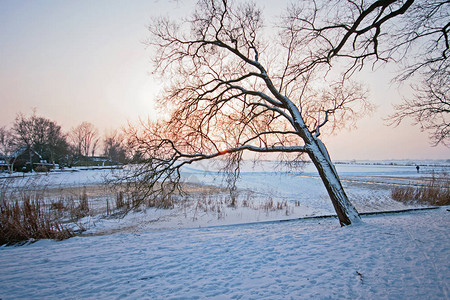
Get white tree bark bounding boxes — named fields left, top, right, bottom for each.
left=307, top=138, right=360, bottom=225
left=286, top=99, right=361, bottom=225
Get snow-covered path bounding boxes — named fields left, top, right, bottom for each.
left=1, top=208, right=448, bottom=299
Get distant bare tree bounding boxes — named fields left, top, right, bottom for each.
left=103, top=131, right=128, bottom=164
left=13, top=111, right=69, bottom=169
left=125, top=0, right=442, bottom=226
left=14, top=112, right=36, bottom=149
left=0, top=126, right=16, bottom=174
left=70, top=122, right=99, bottom=157
left=0, top=127, right=14, bottom=155
left=91, top=138, right=99, bottom=157
left=13, top=111, right=45, bottom=169
left=33, top=118, right=68, bottom=166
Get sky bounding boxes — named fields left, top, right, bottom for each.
left=0, top=0, right=448, bottom=161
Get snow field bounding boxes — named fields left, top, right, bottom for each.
left=1, top=161, right=449, bottom=299
left=1, top=161, right=447, bottom=235
left=0, top=207, right=448, bottom=299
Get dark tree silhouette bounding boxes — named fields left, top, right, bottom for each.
left=0, top=126, right=16, bottom=174
left=387, top=0, right=449, bottom=145
left=13, top=111, right=69, bottom=169
left=103, top=131, right=128, bottom=164
left=126, top=0, right=443, bottom=226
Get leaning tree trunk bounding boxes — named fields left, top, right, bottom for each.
left=306, top=137, right=360, bottom=226
left=290, top=106, right=361, bottom=226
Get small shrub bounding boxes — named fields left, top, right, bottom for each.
left=50, top=199, right=65, bottom=211
left=68, top=188, right=90, bottom=219
left=106, top=199, right=111, bottom=215
left=65, top=195, right=76, bottom=216
left=50, top=199, right=66, bottom=219
left=146, top=194, right=174, bottom=209
left=229, top=196, right=236, bottom=208
left=262, top=198, right=274, bottom=212
left=276, top=200, right=287, bottom=210
left=35, top=165, right=49, bottom=173
left=159, top=195, right=175, bottom=209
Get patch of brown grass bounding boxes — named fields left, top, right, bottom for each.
left=0, top=193, right=75, bottom=246
left=392, top=176, right=450, bottom=206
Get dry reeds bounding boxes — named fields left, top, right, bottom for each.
left=0, top=195, right=75, bottom=246
left=115, top=191, right=127, bottom=209
left=392, top=176, right=450, bottom=206
left=78, top=188, right=89, bottom=214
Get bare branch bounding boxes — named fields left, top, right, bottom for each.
left=389, top=75, right=449, bottom=146
left=126, top=0, right=446, bottom=225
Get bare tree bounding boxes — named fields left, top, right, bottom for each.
left=70, top=122, right=99, bottom=157
left=103, top=131, right=128, bottom=164
left=91, top=138, right=99, bottom=157
left=13, top=111, right=43, bottom=171
left=387, top=0, right=449, bottom=145
left=13, top=111, right=69, bottom=169
left=33, top=117, right=68, bottom=166
left=0, top=126, right=16, bottom=174
left=125, top=0, right=438, bottom=226
left=390, top=76, right=449, bottom=146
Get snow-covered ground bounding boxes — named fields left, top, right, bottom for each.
left=1, top=161, right=449, bottom=299
left=1, top=160, right=448, bottom=233
left=0, top=166, right=120, bottom=188
left=0, top=207, right=448, bottom=299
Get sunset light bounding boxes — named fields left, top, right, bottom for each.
left=1, top=1, right=449, bottom=299
left=218, top=149, right=229, bottom=155
left=0, top=0, right=447, bottom=160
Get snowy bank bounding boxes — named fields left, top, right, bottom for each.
left=1, top=207, right=448, bottom=299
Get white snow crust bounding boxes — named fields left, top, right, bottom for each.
left=1, top=161, right=449, bottom=299
left=0, top=207, right=448, bottom=299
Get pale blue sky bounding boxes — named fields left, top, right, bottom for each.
left=0, top=0, right=448, bottom=160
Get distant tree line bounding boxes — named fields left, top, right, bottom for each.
left=0, top=110, right=132, bottom=172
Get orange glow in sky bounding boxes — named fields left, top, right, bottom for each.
left=219, top=149, right=230, bottom=155
left=0, top=0, right=448, bottom=160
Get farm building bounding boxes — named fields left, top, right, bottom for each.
left=0, top=146, right=53, bottom=172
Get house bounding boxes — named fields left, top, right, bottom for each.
left=90, top=156, right=114, bottom=166
left=2, top=146, right=53, bottom=172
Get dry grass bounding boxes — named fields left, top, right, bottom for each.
left=0, top=192, right=75, bottom=246
left=0, top=179, right=94, bottom=245
left=1, top=177, right=294, bottom=244
left=115, top=191, right=127, bottom=209
left=186, top=190, right=293, bottom=221
left=78, top=188, right=90, bottom=214
left=391, top=175, right=450, bottom=206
